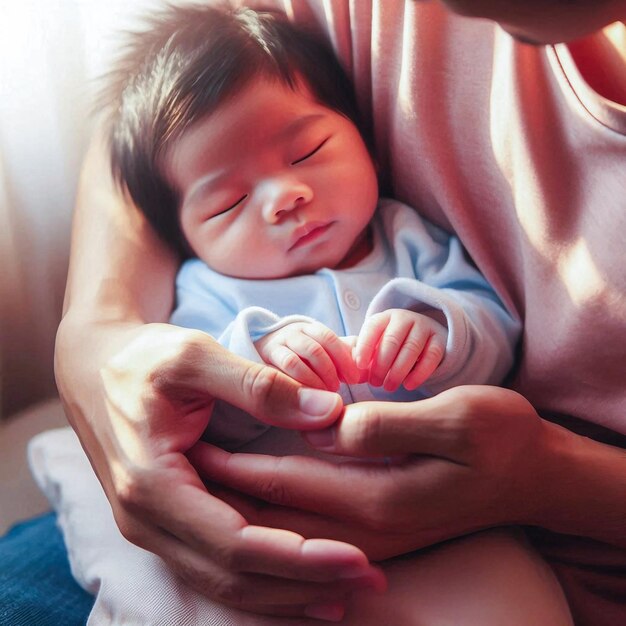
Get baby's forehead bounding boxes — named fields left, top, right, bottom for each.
left=163, top=80, right=341, bottom=186
left=178, top=79, right=334, bottom=145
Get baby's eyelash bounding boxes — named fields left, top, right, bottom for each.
left=213, top=194, right=247, bottom=218
left=291, top=138, right=329, bottom=165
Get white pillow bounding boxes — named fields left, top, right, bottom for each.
left=28, top=427, right=281, bottom=626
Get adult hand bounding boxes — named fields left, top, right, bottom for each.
left=190, top=385, right=561, bottom=561
left=55, top=319, right=385, bottom=621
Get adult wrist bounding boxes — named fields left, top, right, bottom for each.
left=522, top=418, right=626, bottom=546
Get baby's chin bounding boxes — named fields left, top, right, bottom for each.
left=199, top=245, right=356, bottom=279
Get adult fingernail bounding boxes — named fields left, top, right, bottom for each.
left=298, top=388, right=341, bottom=418
left=304, top=427, right=335, bottom=449
left=304, top=603, right=345, bottom=622
left=339, top=571, right=387, bottom=592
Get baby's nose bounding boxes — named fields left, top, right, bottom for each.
left=261, top=177, right=313, bottom=223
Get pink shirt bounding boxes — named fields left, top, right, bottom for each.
left=255, top=0, right=626, bottom=432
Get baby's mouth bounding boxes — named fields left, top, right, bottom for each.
left=288, top=221, right=333, bottom=251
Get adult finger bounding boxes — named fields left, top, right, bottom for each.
left=209, top=481, right=421, bottom=562
left=125, top=453, right=378, bottom=581
left=192, top=441, right=458, bottom=545
left=158, top=330, right=343, bottom=430
left=137, top=516, right=378, bottom=619
left=304, top=386, right=534, bottom=460
left=300, top=390, right=469, bottom=459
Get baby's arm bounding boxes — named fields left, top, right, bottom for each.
left=255, top=321, right=359, bottom=391
left=365, top=202, right=521, bottom=393
left=171, top=260, right=359, bottom=391
left=354, top=309, right=447, bottom=391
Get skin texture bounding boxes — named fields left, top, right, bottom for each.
left=56, top=0, right=626, bottom=621
left=170, top=79, right=379, bottom=279
left=427, top=0, right=626, bottom=44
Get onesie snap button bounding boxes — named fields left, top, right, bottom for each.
left=343, top=289, right=361, bottom=310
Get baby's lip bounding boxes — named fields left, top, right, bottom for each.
left=288, top=221, right=333, bottom=251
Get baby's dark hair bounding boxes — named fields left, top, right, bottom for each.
left=102, top=2, right=366, bottom=257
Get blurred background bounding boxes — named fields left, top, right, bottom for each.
left=0, top=0, right=175, bottom=532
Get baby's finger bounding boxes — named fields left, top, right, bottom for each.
left=284, top=332, right=339, bottom=391
left=404, top=332, right=447, bottom=390
left=382, top=330, right=428, bottom=391
left=368, top=317, right=412, bottom=387
left=353, top=313, right=389, bottom=370
left=267, top=345, right=327, bottom=389
left=301, top=324, right=358, bottom=387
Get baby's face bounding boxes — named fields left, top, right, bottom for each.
left=165, top=77, right=379, bottom=279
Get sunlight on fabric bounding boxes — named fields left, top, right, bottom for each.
left=557, top=238, right=607, bottom=307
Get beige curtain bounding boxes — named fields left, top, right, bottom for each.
left=0, top=0, right=171, bottom=418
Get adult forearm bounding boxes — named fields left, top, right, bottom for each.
left=528, top=420, right=626, bottom=547
left=62, top=127, right=178, bottom=324
left=55, top=125, right=179, bottom=458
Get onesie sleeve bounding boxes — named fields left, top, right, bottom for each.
left=369, top=202, right=521, bottom=394
left=170, top=260, right=315, bottom=364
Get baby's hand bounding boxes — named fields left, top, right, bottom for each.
left=255, top=322, right=360, bottom=391
left=354, top=309, right=447, bottom=391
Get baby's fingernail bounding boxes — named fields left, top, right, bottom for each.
left=298, top=388, right=341, bottom=418
left=304, top=427, right=335, bottom=449
left=305, top=603, right=345, bottom=622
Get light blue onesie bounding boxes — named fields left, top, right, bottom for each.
left=171, top=199, right=520, bottom=449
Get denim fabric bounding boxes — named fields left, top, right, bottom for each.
left=0, top=512, right=94, bottom=626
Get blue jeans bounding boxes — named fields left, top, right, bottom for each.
left=0, top=512, right=94, bottom=626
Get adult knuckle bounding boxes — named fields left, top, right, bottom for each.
left=114, top=465, right=148, bottom=511
left=261, top=477, right=292, bottom=506
left=451, top=388, right=496, bottom=452
left=148, top=330, right=213, bottom=394
left=352, top=406, right=385, bottom=452
left=211, top=575, right=244, bottom=605
left=242, top=364, right=280, bottom=407
left=115, top=517, right=143, bottom=546
left=361, top=489, right=396, bottom=531
left=362, top=501, right=388, bottom=531
left=255, top=459, right=294, bottom=506
left=210, top=541, right=239, bottom=572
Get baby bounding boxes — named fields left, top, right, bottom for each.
left=104, top=4, right=520, bottom=450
